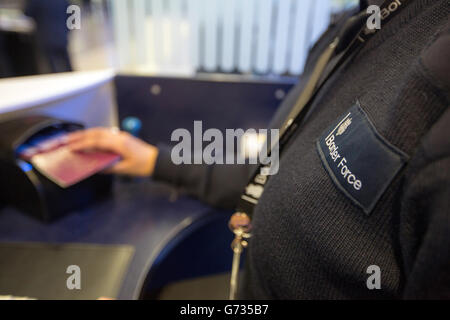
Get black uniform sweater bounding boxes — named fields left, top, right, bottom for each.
left=153, top=0, right=450, bottom=299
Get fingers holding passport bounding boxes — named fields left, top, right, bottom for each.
left=66, top=128, right=159, bottom=177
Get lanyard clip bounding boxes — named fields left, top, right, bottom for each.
left=229, top=212, right=252, bottom=236
left=228, top=212, right=252, bottom=300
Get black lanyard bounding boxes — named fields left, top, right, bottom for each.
left=228, top=0, right=413, bottom=300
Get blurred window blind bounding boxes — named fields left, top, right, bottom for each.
left=109, top=0, right=357, bottom=76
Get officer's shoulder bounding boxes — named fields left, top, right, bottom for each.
left=420, top=20, right=450, bottom=94
left=421, top=107, right=450, bottom=161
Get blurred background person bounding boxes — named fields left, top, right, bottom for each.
left=25, top=0, right=72, bottom=73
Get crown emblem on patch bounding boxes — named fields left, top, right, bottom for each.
left=336, top=118, right=352, bottom=136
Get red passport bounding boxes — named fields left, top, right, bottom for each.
left=17, top=131, right=120, bottom=188
left=29, top=145, right=121, bottom=188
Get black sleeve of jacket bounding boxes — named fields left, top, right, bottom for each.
left=401, top=28, right=450, bottom=298
left=401, top=155, right=450, bottom=299
left=401, top=23, right=450, bottom=299
left=152, top=144, right=255, bottom=209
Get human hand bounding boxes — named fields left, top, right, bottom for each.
left=67, top=127, right=159, bottom=177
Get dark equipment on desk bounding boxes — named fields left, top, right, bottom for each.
left=0, top=115, right=113, bottom=222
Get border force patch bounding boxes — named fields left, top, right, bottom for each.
left=316, top=103, right=408, bottom=215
